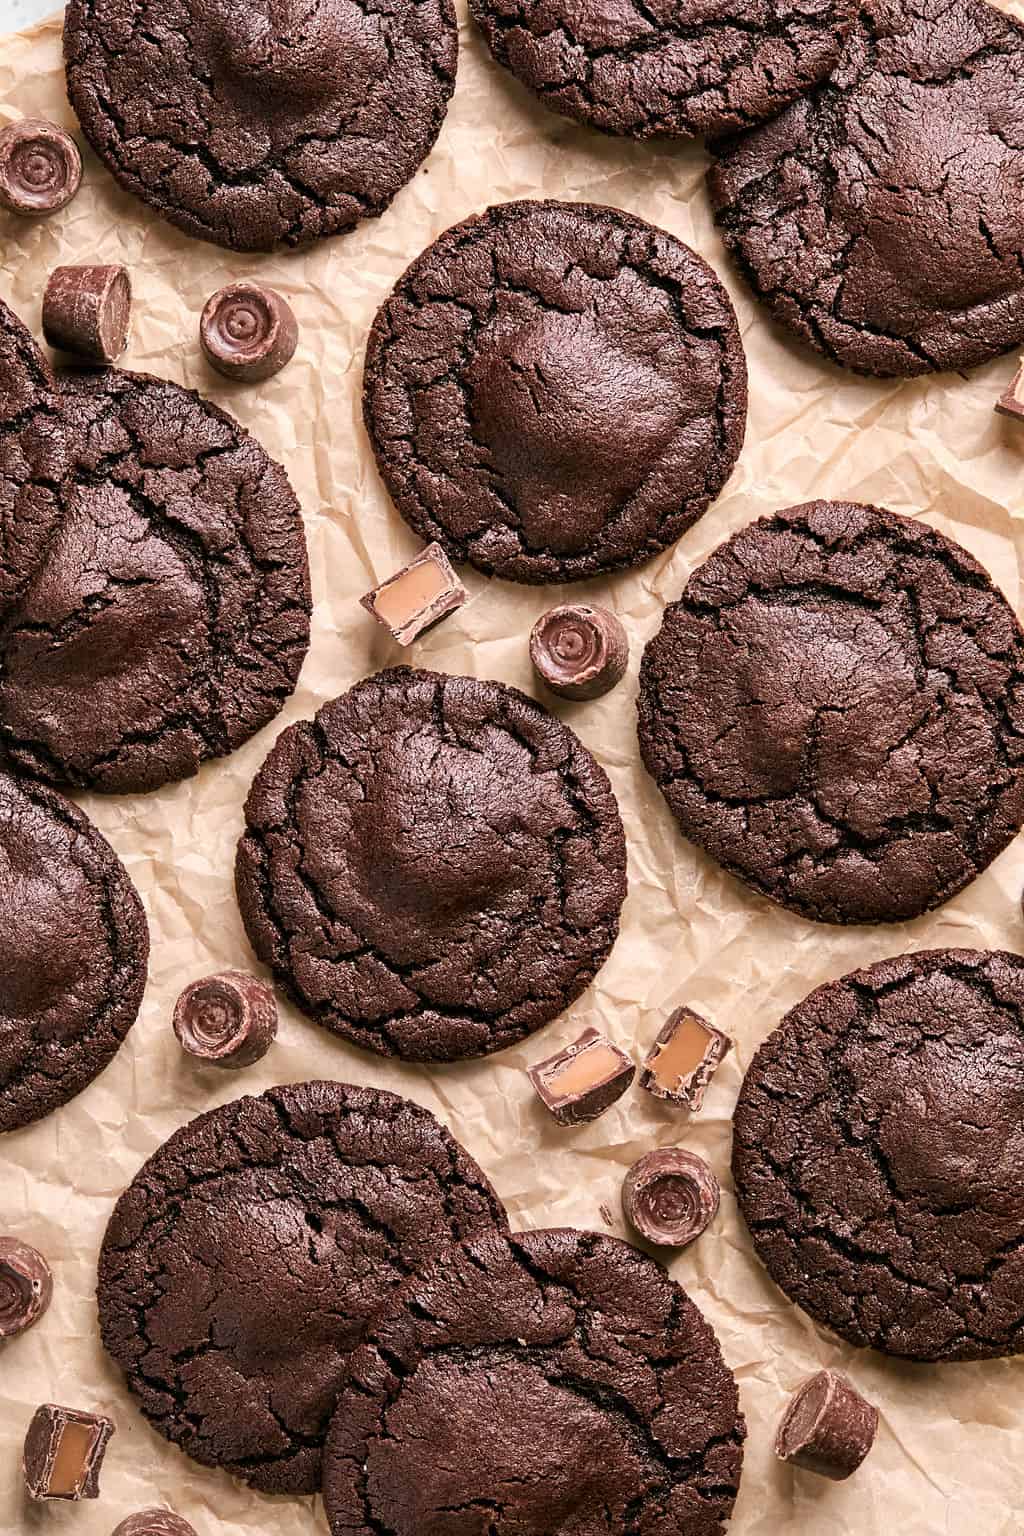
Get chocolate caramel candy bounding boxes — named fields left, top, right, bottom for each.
left=361, top=542, right=467, bottom=646
left=996, top=361, right=1024, bottom=423
left=0, top=119, right=81, bottom=216
left=775, top=1369, right=879, bottom=1480
left=530, top=603, right=629, bottom=701
left=113, top=1510, right=198, bottom=1536
left=43, top=264, right=131, bottom=363
left=622, top=1148, right=720, bottom=1247
left=639, top=1007, right=731, bottom=1112
left=173, top=970, right=278, bottom=1069
left=0, top=1237, right=52, bottom=1338
left=23, top=1404, right=115, bottom=1500
left=528, top=1025, right=635, bottom=1124
left=201, top=282, right=298, bottom=383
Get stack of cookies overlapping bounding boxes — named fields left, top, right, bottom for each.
left=2, top=0, right=1024, bottom=1531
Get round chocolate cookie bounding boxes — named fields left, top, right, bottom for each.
left=471, top=0, right=855, bottom=141
left=0, top=769, right=148, bottom=1134
left=97, top=1080, right=508, bottom=1494
left=708, top=0, right=1024, bottom=377
left=64, top=0, right=457, bottom=253
left=236, top=666, right=627, bottom=1060
left=323, top=1227, right=745, bottom=1536
left=0, top=298, right=67, bottom=617
left=364, top=201, right=747, bottom=583
left=0, top=367, right=311, bottom=795
left=638, top=500, right=1024, bottom=925
left=734, top=948, right=1024, bottom=1361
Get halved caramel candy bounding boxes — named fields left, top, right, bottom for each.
left=362, top=543, right=466, bottom=646
left=23, top=1403, right=115, bottom=1500
left=528, top=1026, right=634, bottom=1124
left=996, top=361, right=1024, bottom=423
left=639, top=1007, right=731, bottom=1112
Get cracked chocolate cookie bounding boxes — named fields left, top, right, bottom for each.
left=97, top=1080, right=508, bottom=1493
left=734, top=948, right=1024, bottom=1361
left=363, top=201, right=747, bottom=583
left=638, top=500, right=1024, bottom=925
left=0, top=769, right=148, bottom=1134
left=0, top=367, right=311, bottom=795
left=63, top=0, right=457, bottom=254
left=323, top=1227, right=745, bottom=1536
left=236, top=666, right=627, bottom=1060
left=708, top=0, right=1024, bottom=377
left=471, top=0, right=855, bottom=141
left=0, top=298, right=67, bottom=618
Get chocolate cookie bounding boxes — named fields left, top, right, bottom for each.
left=236, top=666, right=627, bottom=1060
left=364, top=201, right=747, bottom=583
left=734, top=948, right=1024, bottom=1361
left=638, top=500, right=1024, bottom=925
left=63, top=0, right=457, bottom=253
left=471, top=0, right=855, bottom=141
left=0, top=769, right=147, bottom=1134
left=708, top=0, right=1024, bottom=376
left=0, top=298, right=67, bottom=617
left=323, top=1228, right=745, bottom=1535
left=97, top=1080, right=507, bottom=1494
left=0, top=368, right=310, bottom=795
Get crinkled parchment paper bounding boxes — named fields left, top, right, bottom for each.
left=2, top=8, right=1024, bottom=1534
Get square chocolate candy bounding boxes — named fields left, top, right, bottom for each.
left=362, top=543, right=466, bottom=646
left=529, top=1026, right=635, bottom=1124
left=639, top=1007, right=731, bottom=1112
left=23, top=1403, right=115, bottom=1501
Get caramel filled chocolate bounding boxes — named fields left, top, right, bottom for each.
left=529, top=603, right=629, bottom=701
left=113, top=1510, right=199, bottom=1536
left=639, top=1007, right=731, bottom=1111
left=0, top=119, right=81, bottom=217
left=996, top=361, right=1024, bottom=423
left=0, top=1236, right=52, bottom=1338
left=23, top=1403, right=114, bottom=1500
left=43, top=264, right=131, bottom=363
left=775, top=1369, right=878, bottom=1480
left=200, top=282, right=298, bottom=383
left=621, top=1148, right=720, bottom=1247
left=362, top=543, right=467, bottom=646
left=173, top=970, right=277, bottom=1069
left=528, top=1026, right=635, bottom=1124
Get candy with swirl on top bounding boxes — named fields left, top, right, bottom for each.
left=43, top=264, right=131, bottom=363
left=0, top=119, right=81, bottom=216
left=112, top=1510, right=198, bottom=1536
left=173, top=969, right=278, bottom=1069
left=0, top=1237, right=53, bottom=1339
left=530, top=603, right=628, bottom=701
left=775, top=1369, right=878, bottom=1480
left=200, top=281, right=298, bottom=383
left=621, top=1148, right=720, bottom=1247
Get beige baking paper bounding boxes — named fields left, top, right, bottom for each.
left=2, top=7, right=1024, bottom=1534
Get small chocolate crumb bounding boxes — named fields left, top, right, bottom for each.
left=0, top=1238, right=52, bottom=1339
left=173, top=970, right=277, bottom=1069
left=775, top=1369, right=878, bottom=1480
left=528, top=1026, right=635, bottom=1124
left=43, top=264, right=131, bottom=363
left=530, top=604, right=629, bottom=701
left=23, top=1404, right=114, bottom=1501
left=361, top=543, right=467, bottom=646
left=996, top=361, right=1024, bottom=423
left=622, top=1148, right=720, bottom=1247
left=112, top=1510, right=198, bottom=1536
left=0, top=119, right=81, bottom=216
left=639, top=1007, right=731, bottom=1112
left=200, top=282, right=298, bottom=383
left=598, top=1201, right=615, bottom=1228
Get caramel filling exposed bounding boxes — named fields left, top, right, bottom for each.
left=48, top=1421, right=96, bottom=1495
left=545, top=1042, right=624, bottom=1099
left=374, top=559, right=450, bottom=627
left=648, top=1013, right=715, bottom=1089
